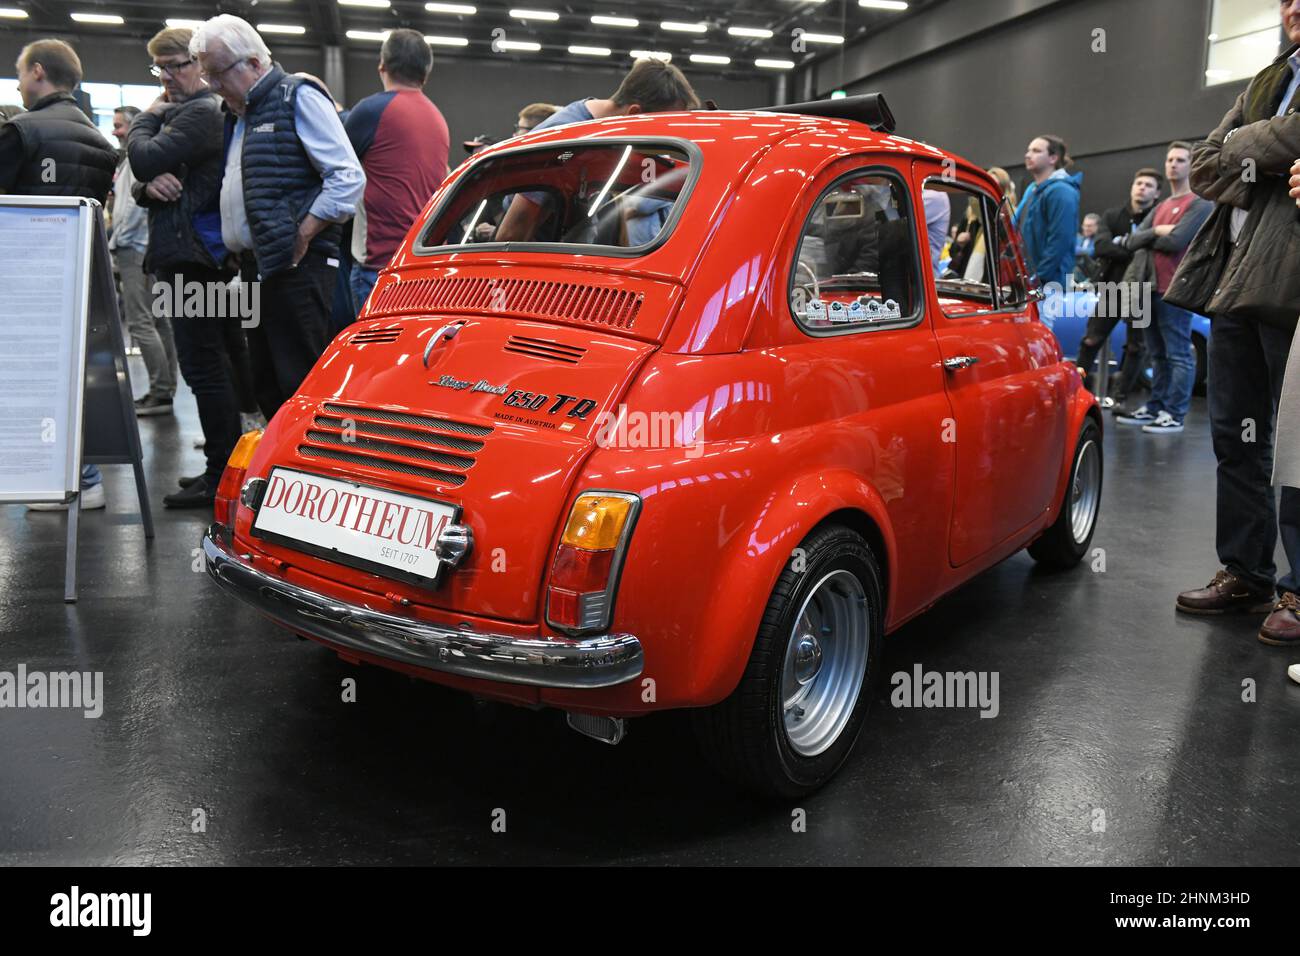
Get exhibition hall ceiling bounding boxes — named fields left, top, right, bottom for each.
left=0, top=0, right=941, bottom=77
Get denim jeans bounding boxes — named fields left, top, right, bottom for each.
left=81, top=464, right=101, bottom=489
left=1208, top=312, right=1299, bottom=597
left=1145, top=293, right=1195, bottom=421
left=349, top=265, right=379, bottom=319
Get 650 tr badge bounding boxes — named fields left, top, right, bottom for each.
left=503, top=390, right=597, bottom=419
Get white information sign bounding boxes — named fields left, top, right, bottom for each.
left=0, top=199, right=93, bottom=501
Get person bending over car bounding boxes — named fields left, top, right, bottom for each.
left=494, top=58, right=699, bottom=244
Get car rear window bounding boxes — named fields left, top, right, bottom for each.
left=417, top=141, right=696, bottom=256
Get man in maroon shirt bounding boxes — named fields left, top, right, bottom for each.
left=1113, top=142, right=1211, bottom=433
left=345, top=29, right=450, bottom=314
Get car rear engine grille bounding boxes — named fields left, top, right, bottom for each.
left=369, top=276, right=643, bottom=330
left=296, top=402, right=493, bottom=488
left=503, top=334, right=587, bottom=364
left=347, top=326, right=403, bottom=345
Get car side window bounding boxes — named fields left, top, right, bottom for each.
left=790, top=170, right=921, bottom=334
left=924, top=179, right=999, bottom=318
left=992, top=202, right=1029, bottom=309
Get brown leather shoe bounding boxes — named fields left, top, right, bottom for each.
left=1258, top=592, right=1300, bottom=646
left=1176, top=570, right=1276, bottom=615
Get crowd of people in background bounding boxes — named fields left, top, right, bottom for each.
left=0, top=10, right=1297, bottom=665
left=994, top=9, right=1300, bottom=664
left=0, top=18, right=698, bottom=512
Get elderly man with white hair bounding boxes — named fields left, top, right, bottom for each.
left=192, top=14, right=364, bottom=418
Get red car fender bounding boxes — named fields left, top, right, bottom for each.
left=1043, top=372, right=1102, bottom=530
left=681, top=467, right=899, bottom=706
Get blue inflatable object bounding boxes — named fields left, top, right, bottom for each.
left=1038, top=288, right=1210, bottom=384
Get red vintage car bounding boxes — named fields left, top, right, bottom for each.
left=203, top=95, right=1101, bottom=797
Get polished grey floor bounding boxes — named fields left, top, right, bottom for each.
left=1, top=363, right=1297, bottom=865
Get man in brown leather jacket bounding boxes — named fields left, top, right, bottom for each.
left=1171, top=1, right=1300, bottom=647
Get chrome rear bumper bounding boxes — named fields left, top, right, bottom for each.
left=202, top=525, right=643, bottom=689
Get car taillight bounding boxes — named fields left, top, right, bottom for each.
left=546, top=491, right=640, bottom=634
left=213, top=429, right=264, bottom=530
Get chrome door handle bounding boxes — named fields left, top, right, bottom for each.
left=943, top=355, right=980, bottom=371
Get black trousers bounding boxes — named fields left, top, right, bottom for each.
left=1078, top=314, right=1148, bottom=400
left=244, top=250, right=336, bottom=420
left=220, top=318, right=259, bottom=415
left=1208, top=312, right=1299, bottom=596
left=167, top=266, right=244, bottom=485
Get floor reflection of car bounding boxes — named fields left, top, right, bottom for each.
left=202, top=94, right=1103, bottom=798
left=1040, top=289, right=1210, bottom=394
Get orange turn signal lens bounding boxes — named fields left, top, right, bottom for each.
left=560, top=493, right=635, bottom=551
left=215, top=430, right=264, bottom=529
left=226, top=429, right=264, bottom=470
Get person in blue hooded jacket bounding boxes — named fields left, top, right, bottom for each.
left=1014, top=134, right=1083, bottom=291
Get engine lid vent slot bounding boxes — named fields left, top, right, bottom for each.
left=503, top=335, right=587, bottom=365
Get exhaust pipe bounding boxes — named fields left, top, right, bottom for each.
left=566, top=711, right=627, bottom=745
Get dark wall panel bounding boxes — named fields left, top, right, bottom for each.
left=0, top=32, right=322, bottom=92
left=342, top=51, right=772, bottom=150
left=0, top=29, right=770, bottom=156
left=814, top=0, right=1250, bottom=218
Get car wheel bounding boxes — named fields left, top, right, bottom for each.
left=1192, top=334, right=1207, bottom=396
left=1028, top=417, right=1103, bottom=568
left=693, top=524, right=884, bottom=799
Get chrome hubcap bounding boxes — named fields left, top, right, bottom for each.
left=780, top=569, right=870, bottom=757
left=793, top=634, right=823, bottom=685
left=1070, top=438, right=1101, bottom=544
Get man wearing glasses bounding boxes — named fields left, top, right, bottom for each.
left=192, top=14, right=363, bottom=419
left=127, top=26, right=248, bottom=508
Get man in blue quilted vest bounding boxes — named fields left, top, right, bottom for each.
left=191, top=15, right=364, bottom=419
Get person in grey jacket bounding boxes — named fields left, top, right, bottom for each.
left=1169, top=26, right=1300, bottom=648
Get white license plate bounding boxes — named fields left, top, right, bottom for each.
left=251, top=468, right=458, bottom=585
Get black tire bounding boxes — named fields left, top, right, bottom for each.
left=692, top=524, right=884, bottom=799
left=1028, top=417, right=1103, bottom=568
left=1192, top=334, right=1208, bottom=396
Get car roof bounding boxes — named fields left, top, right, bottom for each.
left=416, top=108, right=999, bottom=295
left=470, top=109, right=984, bottom=183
